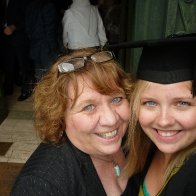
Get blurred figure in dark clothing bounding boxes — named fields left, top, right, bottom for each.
left=52, top=0, right=72, bottom=19
left=25, top=0, right=65, bottom=81
left=98, top=0, right=121, bottom=56
left=0, top=0, right=4, bottom=67
left=1, top=0, right=33, bottom=101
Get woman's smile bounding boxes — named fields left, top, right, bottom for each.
left=95, top=129, right=118, bottom=139
left=156, top=129, right=180, bottom=137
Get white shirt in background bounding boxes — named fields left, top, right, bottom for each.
left=62, top=0, right=107, bottom=49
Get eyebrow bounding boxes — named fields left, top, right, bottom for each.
left=71, top=97, right=97, bottom=109
left=77, top=98, right=96, bottom=105
left=172, top=94, right=194, bottom=99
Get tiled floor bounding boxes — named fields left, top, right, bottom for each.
left=0, top=86, right=40, bottom=195
left=0, top=86, right=40, bottom=163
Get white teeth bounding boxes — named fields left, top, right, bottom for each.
left=97, top=130, right=117, bottom=139
left=157, top=130, right=179, bottom=137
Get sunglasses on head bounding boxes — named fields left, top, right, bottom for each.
left=58, top=51, right=114, bottom=73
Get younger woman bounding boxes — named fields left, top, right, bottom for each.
left=126, top=38, right=196, bottom=195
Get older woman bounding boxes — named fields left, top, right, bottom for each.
left=11, top=48, right=135, bottom=196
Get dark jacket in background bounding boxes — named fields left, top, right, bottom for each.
left=1, top=0, right=32, bottom=95
left=25, top=0, right=64, bottom=70
left=3, top=0, right=30, bottom=46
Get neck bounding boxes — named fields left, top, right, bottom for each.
left=90, top=150, right=125, bottom=177
left=90, top=148, right=125, bottom=164
left=90, top=154, right=114, bottom=163
left=90, top=153, right=128, bottom=195
left=155, top=150, right=173, bottom=168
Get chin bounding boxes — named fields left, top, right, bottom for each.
left=107, top=144, right=122, bottom=154
left=157, top=145, right=181, bottom=154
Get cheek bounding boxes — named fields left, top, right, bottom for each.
left=138, top=109, right=155, bottom=127
left=119, top=103, right=131, bottom=122
left=66, top=114, right=97, bottom=133
left=179, top=114, right=196, bottom=130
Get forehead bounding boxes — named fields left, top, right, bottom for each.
left=67, top=75, right=94, bottom=99
left=142, top=81, right=193, bottom=97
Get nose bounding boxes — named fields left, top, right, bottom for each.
left=156, top=107, right=175, bottom=128
left=99, top=104, right=118, bottom=126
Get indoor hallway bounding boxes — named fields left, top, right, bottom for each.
left=0, top=86, right=40, bottom=195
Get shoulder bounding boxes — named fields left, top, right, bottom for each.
left=176, top=153, right=196, bottom=179
left=11, top=142, right=81, bottom=194
left=19, top=142, right=77, bottom=173
left=64, top=9, right=72, bottom=17
left=91, top=5, right=99, bottom=14
left=10, top=175, right=61, bottom=195
left=161, top=153, right=196, bottom=196
left=62, top=9, right=73, bottom=23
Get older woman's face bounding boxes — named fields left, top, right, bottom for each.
left=64, top=76, right=130, bottom=156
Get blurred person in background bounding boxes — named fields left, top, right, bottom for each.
left=62, top=0, right=107, bottom=50
left=25, top=0, right=65, bottom=81
left=1, top=0, right=33, bottom=101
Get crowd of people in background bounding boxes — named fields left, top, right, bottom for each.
left=0, top=0, right=120, bottom=101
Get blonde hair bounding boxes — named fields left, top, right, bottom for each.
left=125, top=80, right=196, bottom=181
left=33, top=49, right=135, bottom=144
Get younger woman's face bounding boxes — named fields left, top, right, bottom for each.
left=64, top=76, right=130, bottom=156
left=139, top=81, right=196, bottom=154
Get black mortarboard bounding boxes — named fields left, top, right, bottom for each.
left=107, top=33, right=196, bottom=95
left=136, top=34, right=196, bottom=95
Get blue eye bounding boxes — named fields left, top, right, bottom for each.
left=144, top=101, right=157, bottom=107
left=112, top=97, right=123, bottom=103
left=177, top=101, right=191, bottom=107
left=83, top=104, right=95, bottom=112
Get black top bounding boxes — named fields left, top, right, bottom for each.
left=129, top=153, right=196, bottom=196
left=11, top=139, right=132, bottom=196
